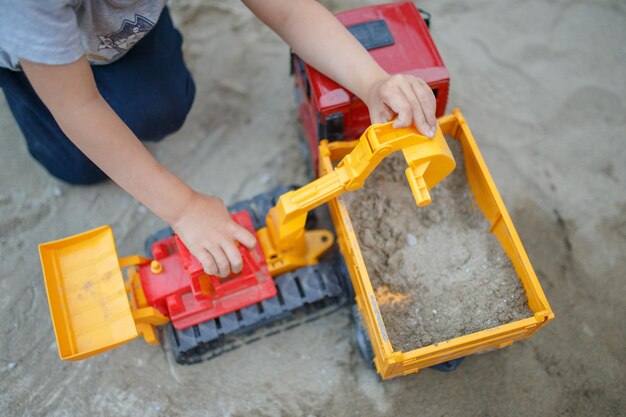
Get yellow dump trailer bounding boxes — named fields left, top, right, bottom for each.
left=320, top=109, right=554, bottom=379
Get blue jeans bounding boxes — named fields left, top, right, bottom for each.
left=0, top=7, right=195, bottom=185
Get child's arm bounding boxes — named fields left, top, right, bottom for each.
left=243, top=0, right=437, bottom=137
left=21, top=57, right=257, bottom=277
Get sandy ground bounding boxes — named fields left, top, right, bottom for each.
left=344, top=142, right=533, bottom=352
left=0, top=1, right=624, bottom=416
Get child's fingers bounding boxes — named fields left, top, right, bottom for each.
left=369, top=104, right=394, bottom=124
left=378, top=82, right=411, bottom=128
left=234, top=226, right=257, bottom=249
left=381, top=106, right=395, bottom=123
left=398, top=82, right=431, bottom=137
left=222, top=242, right=244, bottom=274
left=369, top=109, right=386, bottom=124
left=208, top=245, right=230, bottom=277
left=196, top=249, right=218, bottom=276
left=410, top=78, right=437, bottom=131
left=384, top=91, right=412, bottom=129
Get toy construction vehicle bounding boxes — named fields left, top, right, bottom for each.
left=39, top=119, right=455, bottom=366
left=38, top=2, right=553, bottom=379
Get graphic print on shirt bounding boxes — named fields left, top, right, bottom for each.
left=97, top=14, right=155, bottom=57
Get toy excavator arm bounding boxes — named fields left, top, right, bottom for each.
left=257, top=121, right=456, bottom=275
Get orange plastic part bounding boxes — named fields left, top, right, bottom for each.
left=321, top=109, right=554, bottom=379
left=259, top=119, right=455, bottom=276
left=125, top=265, right=169, bottom=345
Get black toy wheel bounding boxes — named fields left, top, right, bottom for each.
left=352, top=305, right=375, bottom=368
left=329, top=250, right=354, bottom=303
left=430, top=357, right=465, bottom=372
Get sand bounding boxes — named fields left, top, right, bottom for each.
left=1, top=1, right=625, bottom=416
left=344, top=139, right=533, bottom=351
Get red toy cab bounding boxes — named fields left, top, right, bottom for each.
left=292, top=1, right=449, bottom=173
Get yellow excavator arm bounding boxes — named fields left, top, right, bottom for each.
left=256, top=120, right=456, bottom=275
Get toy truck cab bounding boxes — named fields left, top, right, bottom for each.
left=293, top=1, right=449, bottom=172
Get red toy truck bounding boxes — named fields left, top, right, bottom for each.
left=292, top=1, right=449, bottom=173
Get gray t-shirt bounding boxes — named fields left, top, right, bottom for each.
left=0, top=0, right=167, bottom=70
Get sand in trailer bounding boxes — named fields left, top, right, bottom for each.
left=344, top=138, right=533, bottom=352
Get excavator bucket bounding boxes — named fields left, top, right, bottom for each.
left=39, top=226, right=138, bottom=360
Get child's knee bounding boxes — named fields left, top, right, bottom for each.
left=154, top=72, right=195, bottom=137
left=52, top=163, right=108, bottom=185
left=57, top=165, right=108, bottom=185
left=167, top=73, right=196, bottom=131
left=30, top=150, right=108, bottom=185
left=121, top=73, right=195, bottom=142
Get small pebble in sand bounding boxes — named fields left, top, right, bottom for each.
left=52, top=186, right=62, bottom=197
left=432, top=309, right=437, bottom=314
left=406, top=233, right=418, bottom=246
left=581, top=323, right=594, bottom=337
left=6, top=362, right=16, bottom=370
left=137, top=205, right=147, bottom=214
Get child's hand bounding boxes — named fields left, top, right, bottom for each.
left=171, top=192, right=257, bottom=277
left=364, top=74, right=437, bottom=137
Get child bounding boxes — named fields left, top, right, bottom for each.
left=0, top=0, right=437, bottom=278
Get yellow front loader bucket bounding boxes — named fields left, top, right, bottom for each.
left=39, top=226, right=140, bottom=360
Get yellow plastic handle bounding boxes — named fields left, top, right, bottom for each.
left=405, top=167, right=431, bottom=206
